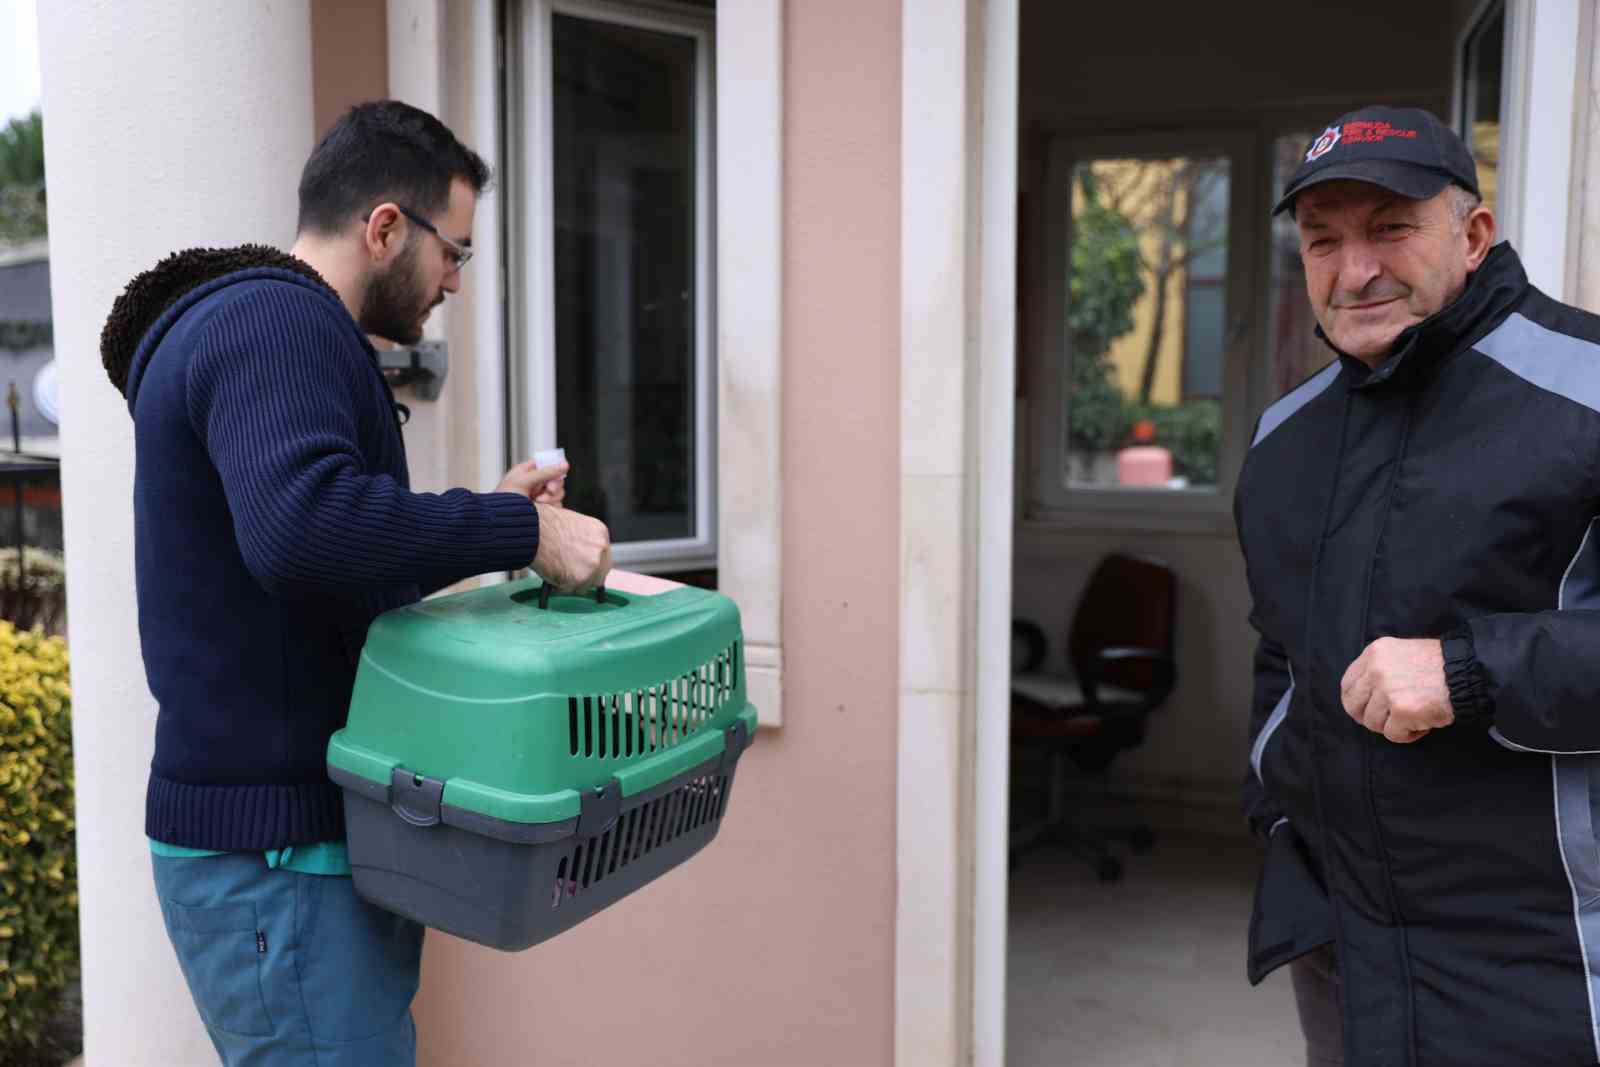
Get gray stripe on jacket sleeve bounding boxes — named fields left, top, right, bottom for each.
left=1476, top=313, right=1600, bottom=415
left=1249, top=667, right=1294, bottom=783
left=1252, top=362, right=1342, bottom=448
left=1552, top=757, right=1600, bottom=1061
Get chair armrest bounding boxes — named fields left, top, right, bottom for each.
left=1086, top=645, right=1177, bottom=699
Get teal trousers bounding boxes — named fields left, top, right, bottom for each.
left=151, top=851, right=424, bottom=1066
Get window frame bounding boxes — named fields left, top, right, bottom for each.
left=1026, top=128, right=1259, bottom=531
left=508, top=0, right=718, bottom=571
left=1452, top=0, right=1580, bottom=298
left=1453, top=0, right=1508, bottom=222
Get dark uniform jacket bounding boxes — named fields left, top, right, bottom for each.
left=1238, top=242, right=1600, bottom=1065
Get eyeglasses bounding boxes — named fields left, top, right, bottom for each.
left=395, top=205, right=474, bottom=270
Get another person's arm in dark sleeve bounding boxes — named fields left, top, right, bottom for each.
left=1443, top=610, right=1600, bottom=752
left=186, top=284, right=540, bottom=594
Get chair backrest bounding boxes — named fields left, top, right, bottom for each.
left=1068, top=553, right=1177, bottom=692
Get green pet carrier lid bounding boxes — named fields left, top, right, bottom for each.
left=327, top=576, right=757, bottom=836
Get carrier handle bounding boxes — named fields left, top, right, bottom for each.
left=536, top=582, right=607, bottom=610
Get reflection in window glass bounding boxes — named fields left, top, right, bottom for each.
left=1064, top=157, right=1229, bottom=491
left=552, top=14, right=697, bottom=544
left=1265, top=132, right=1330, bottom=402
left=1459, top=1, right=1503, bottom=218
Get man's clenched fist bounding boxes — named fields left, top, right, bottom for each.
left=1340, top=637, right=1455, bottom=743
left=532, top=503, right=612, bottom=593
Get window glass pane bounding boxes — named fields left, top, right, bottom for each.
left=1064, top=156, right=1229, bottom=491
left=1266, top=132, right=1329, bottom=402
left=1181, top=285, right=1225, bottom=396
left=1460, top=2, right=1503, bottom=218
left=552, top=14, right=697, bottom=544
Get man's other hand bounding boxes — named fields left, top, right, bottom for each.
left=497, top=459, right=569, bottom=507
left=532, top=503, right=612, bottom=592
left=1340, top=637, right=1454, bottom=743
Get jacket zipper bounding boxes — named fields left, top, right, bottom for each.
left=1357, top=387, right=1421, bottom=1065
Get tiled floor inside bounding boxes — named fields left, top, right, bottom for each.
left=1007, top=830, right=1305, bottom=1066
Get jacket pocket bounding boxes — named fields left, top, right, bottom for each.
left=162, top=900, right=274, bottom=1037
left=1247, top=819, right=1334, bottom=985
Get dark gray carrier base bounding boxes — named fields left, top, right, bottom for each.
left=331, top=722, right=750, bottom=951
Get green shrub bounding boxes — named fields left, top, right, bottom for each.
left=0, top=622, right=77, bottom=1060
left=1064, top=176, right=1144, bottom=455
left=1066, top=356, right=1133, bottom=456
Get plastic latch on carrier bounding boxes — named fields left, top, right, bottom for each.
left=717, top=721, right=749, bottom=774
left=389, top=767, right=445, bottom=828
left=576, top=782, right=621, bottom=837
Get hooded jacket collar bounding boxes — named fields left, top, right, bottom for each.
left=1317, top=241, right=1530, bottom=390
left=102, top=245, right=364, bottom=410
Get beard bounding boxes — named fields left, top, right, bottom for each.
left=358, top=240, right=437, bottom=345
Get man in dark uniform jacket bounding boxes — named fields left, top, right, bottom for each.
left=1239, top=105, right=1600, bottom=1065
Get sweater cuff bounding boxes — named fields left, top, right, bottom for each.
left=1441, top=626, right=1492, bottom=725
left=481, top=492, right=541, bottom=571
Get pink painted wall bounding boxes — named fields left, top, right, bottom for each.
left=310, top=0, right=388, bottom=138
left=382, top=1, right=907, bottom=1063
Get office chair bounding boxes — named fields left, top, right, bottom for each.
left=1010, top=552, right=1178, bottom=881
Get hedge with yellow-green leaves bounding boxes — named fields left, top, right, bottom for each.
left=0, top=622, right=75, bottom=1056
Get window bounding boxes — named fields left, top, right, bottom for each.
left=1029, top=132, right=1254, bottom=520
left=512, top=0, right=715, bottom=569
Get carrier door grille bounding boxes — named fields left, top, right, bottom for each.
left=567, top=641, right=741, bottom=761
left=549, top=773, right=729, bottom=910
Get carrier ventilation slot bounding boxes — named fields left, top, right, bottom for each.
left=549, top=773, right=729, bottom=910
left=567, top=641, right=742, bottom=760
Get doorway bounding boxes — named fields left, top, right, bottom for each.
left=999, top=1, right=1489, bottom=1063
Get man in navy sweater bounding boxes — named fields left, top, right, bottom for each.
left=101, top=101, right=609, bottom=1064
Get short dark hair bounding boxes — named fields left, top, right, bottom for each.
left=297, top=100, right=492, bottom=235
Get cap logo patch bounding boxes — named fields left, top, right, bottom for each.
left=1340, top=119, right=1419, bottom=145
left=1306, top=126, right=1341, bottom=162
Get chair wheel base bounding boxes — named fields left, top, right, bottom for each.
left=1096, top=857, right=1123, bottom=882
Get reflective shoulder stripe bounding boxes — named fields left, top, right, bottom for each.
left=1249, top=664, right=1295, bottom=783
left=1252, top=362, right=1342, bottom=448
left=1476, top=312, right=1600, bottom=415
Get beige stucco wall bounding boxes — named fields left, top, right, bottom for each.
left=406, top=2, right=904, bottom=1064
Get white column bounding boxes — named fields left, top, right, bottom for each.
left=716, top=0, right=786, bottom=726
left=36, top=3, right=313, bottom=1062
left=1575, top=2, right=1600, bottom=313
left=386, top=0, right=454, bottom=496
left=898, top=1, right=972, bottom=1063
left=973, top=2, right=1019, bottom=1063
left=898, top=0, right=1020, bottom=1063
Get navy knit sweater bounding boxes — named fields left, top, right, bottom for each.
left=110, top=249, right=540, bottom=851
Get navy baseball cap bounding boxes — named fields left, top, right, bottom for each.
left=1272, top=105, right=1480, bottom=216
